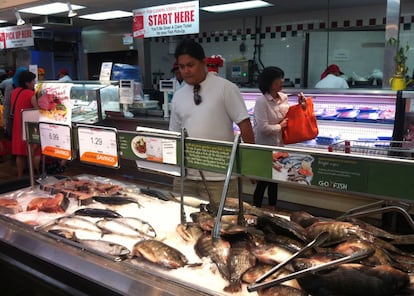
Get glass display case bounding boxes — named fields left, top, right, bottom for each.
left=240, top=88, right=408, bottom=148
left=37, top=81, right=120, bottom=124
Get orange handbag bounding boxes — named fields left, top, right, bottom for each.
left=282, top=97, right=319, bottom=144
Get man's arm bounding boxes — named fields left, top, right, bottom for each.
left=237, top=118, right=255, bottom=144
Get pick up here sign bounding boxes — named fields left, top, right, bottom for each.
left=133, top=1, right=199, bottom=38
left=0, top=24, right=34, bottom=49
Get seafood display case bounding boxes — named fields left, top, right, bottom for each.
left=37, top=81, right=121, bottom=124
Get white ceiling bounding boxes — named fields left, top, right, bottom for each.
left=0, top=0, right=390, bottom=31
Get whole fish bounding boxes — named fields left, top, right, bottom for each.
left=133, top=239, right=190, bottom=269
left=110, top=217, right=156, bottom=238
left=242, top=263, right=300, bottom=289
left=251, top=243, right=294, bottom=267
left=55, top=216, right=103, bottom=233
left=176, top=222, right=204, bottom=243
left=78, top=239, right=130, bottom=258
left=257, top=215, right=308, bottom=242
left=224, top=239, right=257, bottom=293
left=92, top=196, right=142, bottom=207
left=257, top=285, right=308, bottom=296
left=292, top=259, right=410, bottom=296
left=195, top=233, right=231, bottom=280
left=290, top=210, right=328, bottom=228
left=96, top=218, right=144, bottom=237
left=74, top=208, right=122, bottom=218
left=306, top=221, right=372, bottom=245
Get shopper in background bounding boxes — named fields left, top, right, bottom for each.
left=253, top=66, right=306, bottom=209
left=169, top=39, right=254, bottom=212
left=315, top=64, right=349, bottom=89
left=57, top=68, right=72, bottom=82
left=10, top=70, right=40, bottom=178
left=2, top=67, right=27, bottom=139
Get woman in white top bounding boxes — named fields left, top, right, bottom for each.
left=253, top=66, right=305, bottom=208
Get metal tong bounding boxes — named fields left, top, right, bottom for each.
left=247, top=247, right=374, bottom=292
left=254, top=231, right=330, bottom=284
left=337, top=200, right=414, bottom=231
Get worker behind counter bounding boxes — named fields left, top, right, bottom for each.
left=315, top=64, right=349, bottom=89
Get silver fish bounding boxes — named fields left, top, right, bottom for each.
left=78, top=239, right=130, bottom=257
left=110, top=217, right=156, bottom=238
left=96, top=219, right=144, bottom=238
left=55, top=216, right=103, bottom=233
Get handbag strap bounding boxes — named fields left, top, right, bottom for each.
left=10, top=88, right=24, bottom=116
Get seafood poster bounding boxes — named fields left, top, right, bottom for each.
left=37, top=82, right=72, bottom=124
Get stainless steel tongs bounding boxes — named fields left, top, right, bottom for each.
left=247, top=245, right=374, bottom=292
left=337, top=200, right=414, bottom=231
left=254, top=231, right=330, bottom=284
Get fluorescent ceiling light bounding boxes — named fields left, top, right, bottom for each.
left=32, top=26, right=45, bottom=30
left=0, top=20, right=7, bottom=24
left=201, top=1, right=272, bottom=13
left=19, top=2, right=85, bottom=15
left=79, top=10, right=132, bottom=21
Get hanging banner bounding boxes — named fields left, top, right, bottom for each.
left=133, top=0, right=199, bottom=38
left=0, top=24, right=34, bottom=49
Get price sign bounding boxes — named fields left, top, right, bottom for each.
left=39, top=123, right=72, bottom=160
left=77, top=125, right=119, bottom=168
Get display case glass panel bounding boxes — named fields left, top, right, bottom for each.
left=37, top=81, right=120, bottom=124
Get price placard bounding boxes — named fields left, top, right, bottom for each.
left=39, top=123, right=72, bottom=160
left=77, top=125, right=119, bottom=168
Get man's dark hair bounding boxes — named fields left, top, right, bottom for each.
left=174, top=39, right=206, bottom=61
left=18, top=70, right=36, bottom=88
left=258, top=66, right=285, bottom=94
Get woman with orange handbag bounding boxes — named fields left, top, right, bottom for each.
left=253, top=67, right=305, bottom=209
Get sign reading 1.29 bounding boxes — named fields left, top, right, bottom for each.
left=77, top=125, right=119, bottom=168
left=90, top=136, right=103, bottom=146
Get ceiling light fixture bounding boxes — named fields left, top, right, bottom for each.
left=67, top=2, right=77, bottom=18
left=19, top=2, right=85, bottom=15
left=201, top=1, right=272, bottom=13
left=79, top=10, right=132, bottom=21
left=15, top=9, right=25, bottom=26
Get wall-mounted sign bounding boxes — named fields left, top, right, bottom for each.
left=0, top=24, right=34, bottom=49
left=133, top=0, right=199, bottom=38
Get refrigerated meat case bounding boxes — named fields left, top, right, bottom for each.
left=1, top=89, right=414, bottom=295
left=240, top=88, right=403, bottom=148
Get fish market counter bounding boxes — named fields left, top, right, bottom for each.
left=0, top=175, right=245, bottom=296
left=0, top=216, right=198, bottom=296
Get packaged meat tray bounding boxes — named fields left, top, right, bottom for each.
left=336, top=109, right=359, bottom=121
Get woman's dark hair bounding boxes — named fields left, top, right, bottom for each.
left=258, top=66, right=285, bottom=94
left=174, top=39, right=206, bottom=61
left=17, top=70, right=36, bottom=88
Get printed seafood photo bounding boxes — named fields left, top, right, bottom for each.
left=272, top=151, right=314, bottom=184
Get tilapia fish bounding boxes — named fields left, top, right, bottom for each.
left=195, top=233, right=231, bottom=280
left=251, top=243, right=294, bottom=267
left=256, top=215, right=308, bottom=242
left=224, top=240, right=257, bottom=293
left=292, top=260, right=410, bottom=296
left=257, top=285, right=308, bottom=296
left=133, top=239, right=190, bottom=269
left=176, top=222, right=204, bottom=243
